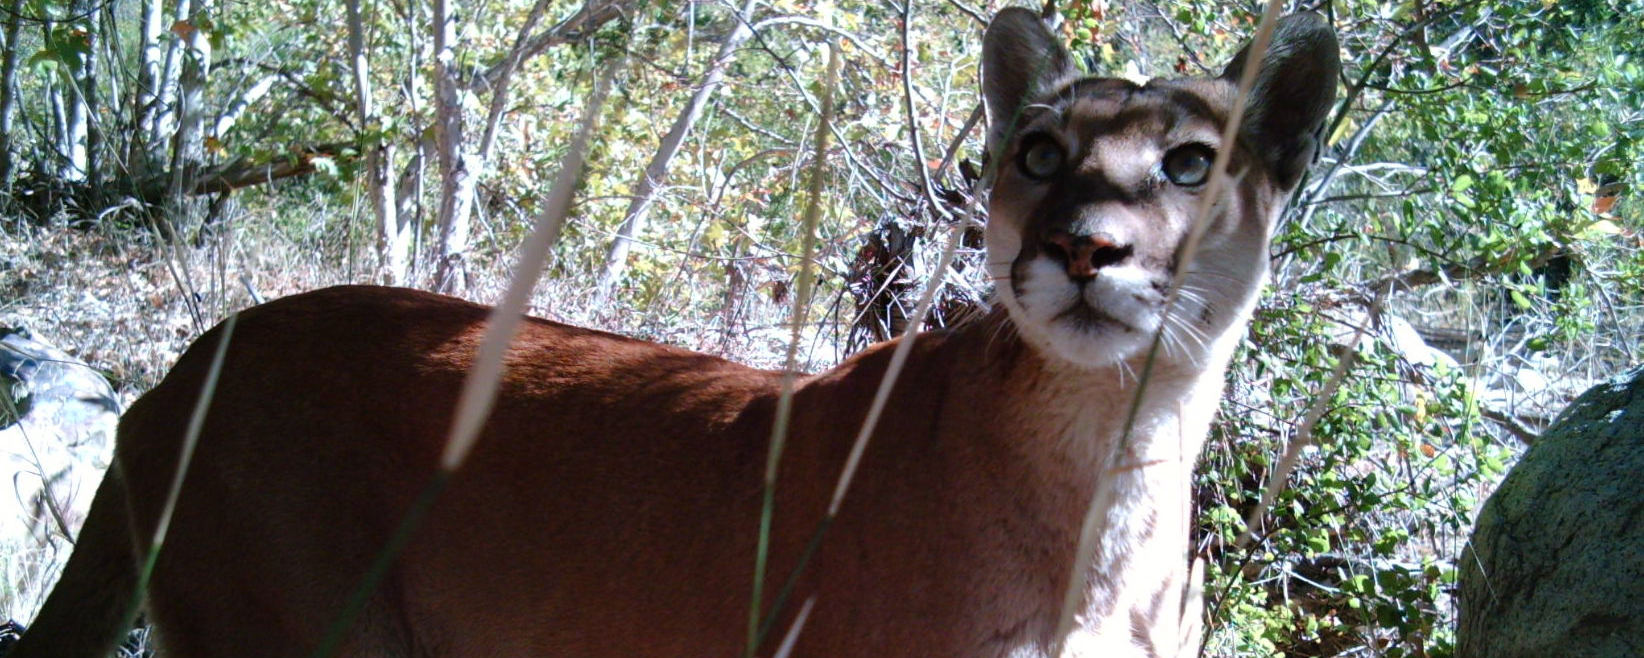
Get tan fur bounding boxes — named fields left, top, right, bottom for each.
left=12, top=10, right=1336, bottom=658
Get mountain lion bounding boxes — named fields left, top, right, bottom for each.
left=12, top=9, right=1337, bottom=658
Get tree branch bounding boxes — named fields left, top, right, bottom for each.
left=469, top=0, right=633, bottom=92
left=184, top=142, right=354, bottom=195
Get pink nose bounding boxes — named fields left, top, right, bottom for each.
left=1042, top=231, right=1131, bottom=281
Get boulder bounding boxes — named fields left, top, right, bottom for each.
left=1458, top=365, right=1644, bottom=657
left=0, top=327, right=120, bottom=545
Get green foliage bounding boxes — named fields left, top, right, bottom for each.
left=1203, top=293, right=1517, bottom=655
left=1117, top=0, right=1644, bottom=653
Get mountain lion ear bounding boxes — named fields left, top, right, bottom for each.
left=982, top=7, right=1077, bottom=151
left=1221, top=12, right=1339, bottom=189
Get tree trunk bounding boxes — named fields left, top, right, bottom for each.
left=395, top=0, right=429, bottom=281
left=153, top=0, right=191, bottom=150
left=593, top=0, right=758, bottom=303
left=211, top=75, right=274, bottom=137
left=77, top=0, right=101, bottom=194
left=396, top=139, right=428, bottom=256
left=164, top=0, right=210, bottom=204
left=130, top=0, right=166, bottom=179
left=0, top=0, right=25, bottom=188
left=347, top=0, right=409, bottom=283
left=430, top=0, right=477, bottom=293
left=40, top=16, right=90, bottom=182
left=475, top=0, right=551, bottom=165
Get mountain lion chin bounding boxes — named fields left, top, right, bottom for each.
left=1021, top=302, right=1160, bottom=369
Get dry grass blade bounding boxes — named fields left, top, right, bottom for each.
left=752, top=16, right=1006, bottom=645
left=826, top=215, right=968, bottom=515
left=129, top=311, right=239, bottom=638
left=752, top=6, right=1026, bottom=634
left=1051, top=0, right=1290, bottom=650
left=439, top=54, right=622, bottom=470
left=309, top=56, right=621, bottom=658
left=771, top=597, right=818, bottom=658
left=527, top=54, right=627, bottom=268
left=142, top=312, right=238, bottom=578
left=747, top=41, right=840, bottom=658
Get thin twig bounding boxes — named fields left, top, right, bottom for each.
left=897, top=1, right=947, bottom=222
left=934, top=103, right=984, bottom=187
left=943, top=0, right=987, bottom=25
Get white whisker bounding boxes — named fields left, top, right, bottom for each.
left=1165, top=313, right=1210, bottom=352
left=1184, top=269, right=1244, bottom=284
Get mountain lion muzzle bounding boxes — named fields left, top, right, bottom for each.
left=11, top=9, right=1336, bottom=658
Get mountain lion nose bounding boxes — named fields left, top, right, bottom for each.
left=1041, top=230, right=1132, bottom=282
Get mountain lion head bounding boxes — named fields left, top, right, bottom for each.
left=982, top=9, right=1338, bottom=368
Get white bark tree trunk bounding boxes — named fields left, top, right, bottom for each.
left=131, top=0, right=164, bottom=175
left=0, top=0, right=25, bottom=187
left=475, top=0, right=551, bottom=165
left=152, top=0, right=193, bottom=153
left=211, top=74, right=275, bottom=138
left=39, top=16, right=88, bottom=182
left=164, top=0, right=211, bottom=204
left=430, top=0, right=476, bottom=293
left=347, top=0, right=409, bottom=283
left=395, top=0, right=429, bottom=279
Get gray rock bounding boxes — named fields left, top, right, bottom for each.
left=1458, top=365, right=1644, bottom=658
left=0, top=327, right=120, bottom=545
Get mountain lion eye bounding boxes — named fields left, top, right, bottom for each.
left=1162, top=144, right=1214, bottom=186
left=1018, top=136, right=1065, bottom=180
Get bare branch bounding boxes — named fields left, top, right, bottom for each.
left=470, top=0, right=633, bottom=92
left=595, top=0, right=760, bottom=302
left=184, top=142, right=353, bottom=195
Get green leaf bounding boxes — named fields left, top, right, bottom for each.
left=1306, top=531, right=1330, bottom=554
left=26, top=49, right=58, bottom=73
left=312, top=156, right=339, bottom=178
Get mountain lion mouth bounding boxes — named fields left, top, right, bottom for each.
left=1054, top=302, right=1134, bottom=333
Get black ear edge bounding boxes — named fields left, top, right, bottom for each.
left=1223, top=12, right=1341, bottom=189
left=990, top=6, right=1046, bottom=29
left=1220, top=13, right=1338, bottom=82
left=981, top=7, right=1076, bottom=145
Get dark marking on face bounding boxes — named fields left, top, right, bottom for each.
left=1061, top=77, right=1141, bottom=102
left=1140, top=253, right=1175, bottom=273
left=1157, top=88, right=1227, bottom=130
left=1047, top=171, right=1143, bottom=208
left=1198, top=303, right=1216, bottom=325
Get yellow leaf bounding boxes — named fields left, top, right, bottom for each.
left=1329, top=116, right=1358, bottom=147
left=1587, top=219, right=1622, bottom=235
left=1576, top=177, right=1598, bottom=195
